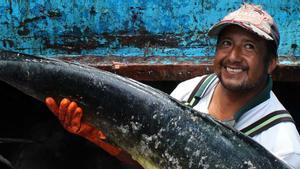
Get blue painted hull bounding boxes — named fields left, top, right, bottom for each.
left=0, top=0, right=299, bottom=59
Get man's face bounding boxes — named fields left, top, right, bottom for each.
left=214, top=25, right=272, bottom=92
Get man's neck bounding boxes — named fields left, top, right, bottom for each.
left=208, top=81, right=266, bottom=121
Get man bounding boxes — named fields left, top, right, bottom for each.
left=171, top=3, right=300, bottom=169
left=46, top=3, right=300, bottom=169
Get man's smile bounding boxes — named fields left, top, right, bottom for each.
left=225, top=66, right=244, bottom=73
left=222, top=64, right=248, bottom=75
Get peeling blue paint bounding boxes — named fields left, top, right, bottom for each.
left=0, top=0, right=299, bottom=60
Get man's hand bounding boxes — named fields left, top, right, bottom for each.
left=45, top=97, right=143, bottom=168
left=45, top=97, right=106, bottom=139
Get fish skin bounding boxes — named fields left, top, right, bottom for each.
left=0, top=50, right=292, bottom=169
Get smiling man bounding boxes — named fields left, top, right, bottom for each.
left=171, top=3, right=300, bottom=169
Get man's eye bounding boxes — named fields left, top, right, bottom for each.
left=220, top=40, right=231, bottom=47
left=245, top=43, right=255, bottom=50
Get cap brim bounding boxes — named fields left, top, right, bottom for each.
left=208, top=21, right=274, bottom=41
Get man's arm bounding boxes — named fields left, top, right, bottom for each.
left=45, top=97, right=143, bottom=168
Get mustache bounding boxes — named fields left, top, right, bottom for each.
left=221, top=59, right=248, bottom=69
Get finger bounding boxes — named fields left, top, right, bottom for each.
left=58, top=98, right=70, bottom=122
left=45, top=97, right=59, bottom=116
left=65, top=101, right=78, bottom=126
left=79, top=123, right=107, bottom=140
left=97, top=130, right=107, bottom=140
left=70, top=107, right=83, bottom=133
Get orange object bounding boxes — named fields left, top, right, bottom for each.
left=45, top=97, right=143, bottom=168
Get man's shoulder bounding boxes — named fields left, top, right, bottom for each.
left=240, top=94, right=299, bottom=157
left=236, top=90, right=286, bottom=128
left=170, top=75, right=208, bottom=101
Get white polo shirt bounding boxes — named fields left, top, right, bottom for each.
left=170, top=74, right=300, bottom=169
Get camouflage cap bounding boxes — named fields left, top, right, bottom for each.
left=208, top=4, right=280, bottom=48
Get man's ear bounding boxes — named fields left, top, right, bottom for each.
left=268, top=57, right=277, bottom=74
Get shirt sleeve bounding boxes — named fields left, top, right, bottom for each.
left=252, top=122, right=300, bottom=169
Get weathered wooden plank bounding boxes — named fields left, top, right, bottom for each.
left=60, top=56, right=300, bottom=82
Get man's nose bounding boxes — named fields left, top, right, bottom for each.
left=228, top=46, right=242, bottom=62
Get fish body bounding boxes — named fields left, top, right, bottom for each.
left=0, top=50, right=292, bottom=169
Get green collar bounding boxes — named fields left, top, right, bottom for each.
left=234, top=76, right=273, bottom=122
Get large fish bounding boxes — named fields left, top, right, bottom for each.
left=0, top=50, right=292, bottom=169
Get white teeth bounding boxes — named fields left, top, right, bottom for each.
left=226, top=67, right=243, bottom=73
